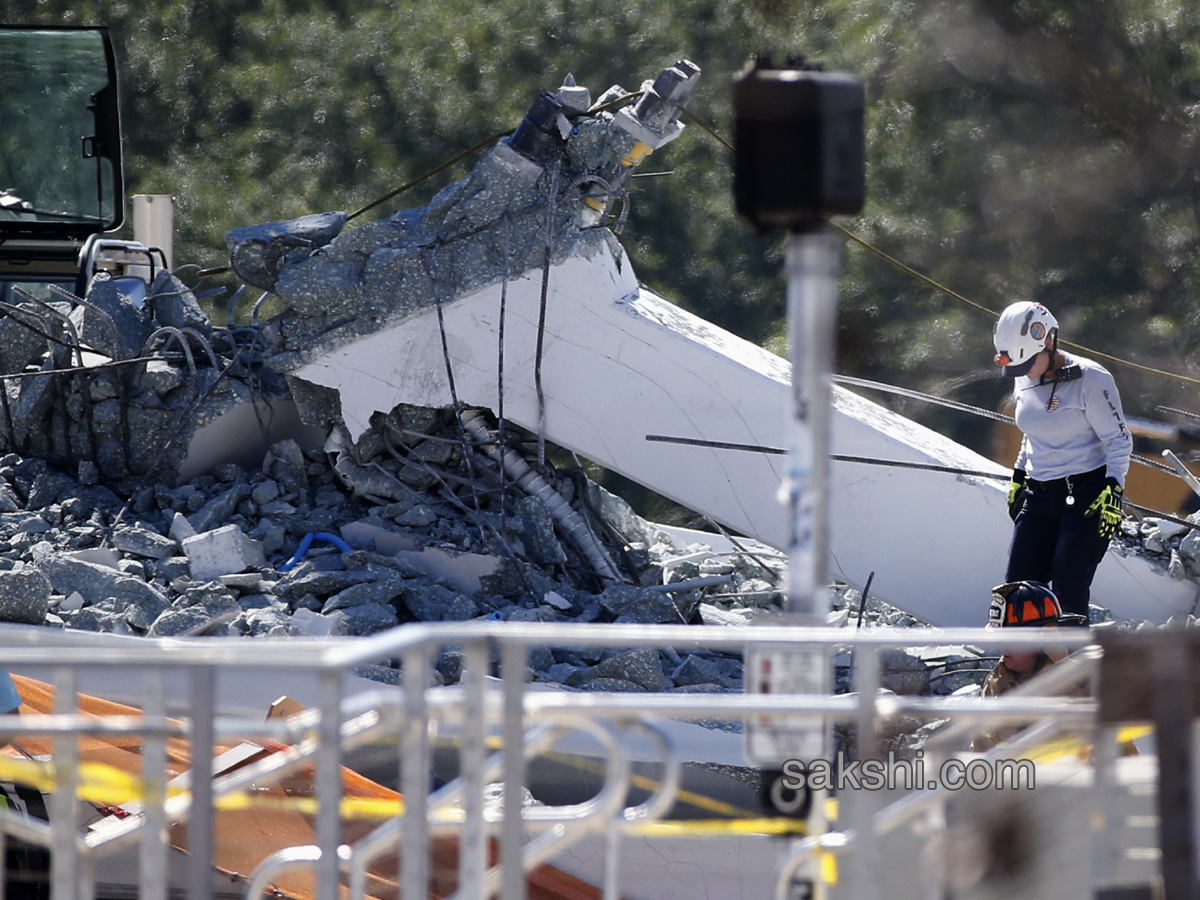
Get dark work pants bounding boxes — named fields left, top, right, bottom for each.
left=1005, top=466, right=1110, bottom=620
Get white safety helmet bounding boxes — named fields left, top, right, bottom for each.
left=993, top=301, right=1058, bottom=377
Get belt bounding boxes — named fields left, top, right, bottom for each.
left=1027, top=477, right=1068, bottom=492
left=1027, top=466, right=1105, bottom=493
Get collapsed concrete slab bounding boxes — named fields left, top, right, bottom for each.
left=225, top=62, right=1192, bottom=626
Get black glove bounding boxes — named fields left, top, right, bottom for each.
left=1006, top=469, right=1027, bottom=522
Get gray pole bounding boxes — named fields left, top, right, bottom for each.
left=784, top=229, right=841, bottom=623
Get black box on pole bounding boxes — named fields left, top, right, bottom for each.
left=734, top=59, right=865, bottom=231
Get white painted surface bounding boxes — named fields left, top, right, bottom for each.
left=293, top=244, right=1196, bottom=625
left=178, top=395, right=325, bottom=483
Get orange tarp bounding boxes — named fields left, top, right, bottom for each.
left=2, top=675, right=603, bottom=900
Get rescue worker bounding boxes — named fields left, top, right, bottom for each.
left=971, top=581, right=1085, bottom=752
left=992, top=301, right=1132, bottom=622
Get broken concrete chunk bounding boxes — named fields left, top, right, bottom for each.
left=138, top=359, right=186, bottom=396
left=218, top=572, right=267, bottom=592
left=697, top=603, right=755, bottom=626
left=32, top=542, right=169, bottom=610
left=186, top=484, right=251, bottom=534
left=147, top=270, right=210, bottom=334
left=169, top=512, right=197, bottom=542
left=0, top=567, right=51, bottom=625
left=274, top=259, right=365, bottom=315
left=514, top=495, right=567, bottom=566
left=182, top=525, right=265, bottom=582
left=265, top=439, right=310, bottom=503
left=335, top=602, right=399, bottom=635
left=124, top=592, right=173, bottom=633
left=321, top=578, right=405, bottom=612
left=669, top=654, right=723, bottom=688
left=403, top=583, right=478, bottom=622
left=592, top=648, right=666, bottom=692
left=66, top=607, right=127, bottom=633
left=113, top=525, right=177, bottom=560
left=290, top=607, right=341, bottom=637
left=226, top=211, right=349, bottom=292
left=0, top=304, right=53, bottom=375
left=75, top=272, right=155, bottom=360
left=543, top=590, right=573, bottom=610
left=26, top=470, right=73, bottom=510
left=240, top=605, right=293, bottom=637
left=598, top=583, right=683, bottom=624
left=147, top=604, right=236, bottom=637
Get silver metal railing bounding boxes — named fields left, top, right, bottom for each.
left=0, top=621, right=1102, bottom=900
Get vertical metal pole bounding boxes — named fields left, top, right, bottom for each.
left=460, top=641, right=489, bottom=900
left=316, top=668, right=344, bottom=900
left=784, top=229, right=840, bottom=622
left=402, top=646, right=431, bottom=900
left=1090, top=724, right=1120, bottom=893
left=500, top=641, right=527, bottom=900
left=50, top=668, right=78, bottom=900
left=187, top=667, right=215, bottom=900
left=141, top=668, right=169, bottom=900
left=783, top=229, right=841, bottom=900
left=850, top=645, right=881, bottom=900
left=602, top=820, right=621, bottom=900
left=1154, top=637, right=1197, bottom=899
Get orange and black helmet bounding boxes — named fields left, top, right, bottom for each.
left=987, top=581, right=1062, bottom=628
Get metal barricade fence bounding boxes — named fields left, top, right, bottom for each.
left=0, top=621, right=1099, bottom=900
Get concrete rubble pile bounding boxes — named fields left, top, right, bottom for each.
left=0, top=408, right=786, bottom=691
left=0, top=418, right=1046, bottom=703
left=1117, top=513, right=1200, bottom=588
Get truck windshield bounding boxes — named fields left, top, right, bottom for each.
left=0, top=27, right=122, bottom=236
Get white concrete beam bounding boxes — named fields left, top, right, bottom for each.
left=292, top=244, right=1194, bottom=625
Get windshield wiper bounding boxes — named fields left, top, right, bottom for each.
left=0, top=191, right=103, bottom=223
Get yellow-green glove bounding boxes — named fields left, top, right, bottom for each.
left=1085, top=478, right=1124, bottom=539
left=1006, top=469, right=1027, bottom=522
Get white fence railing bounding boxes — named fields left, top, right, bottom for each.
left=0, top=621, right=1114, bottom=900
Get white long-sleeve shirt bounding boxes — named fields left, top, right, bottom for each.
left=1012, top=352, right=1132, bottom=486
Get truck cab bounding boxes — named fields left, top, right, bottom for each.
left=0, top=25, right=162, bottom=309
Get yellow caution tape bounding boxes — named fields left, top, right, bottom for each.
left=538, top=748, right=761, bottom=820
left=0, top=757, right=147, bottom=807
left=820, top=849, right=839, bottom=885
left=1022, top=724, right=1150, bottom=764
left=0, top=756, right=406, bottom=821
left=1116, top=725, right=1152, bottom=744
left=823, top=797, right=839, bottom=822
left=209, top=793, right=405, bottom=820
left=622, top=817, right=808, bottom=837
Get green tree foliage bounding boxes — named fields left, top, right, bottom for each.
left=4, top=0, right=1200, bottom=459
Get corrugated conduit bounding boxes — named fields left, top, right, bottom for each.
left=459, top=409, right=623, bottom=585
